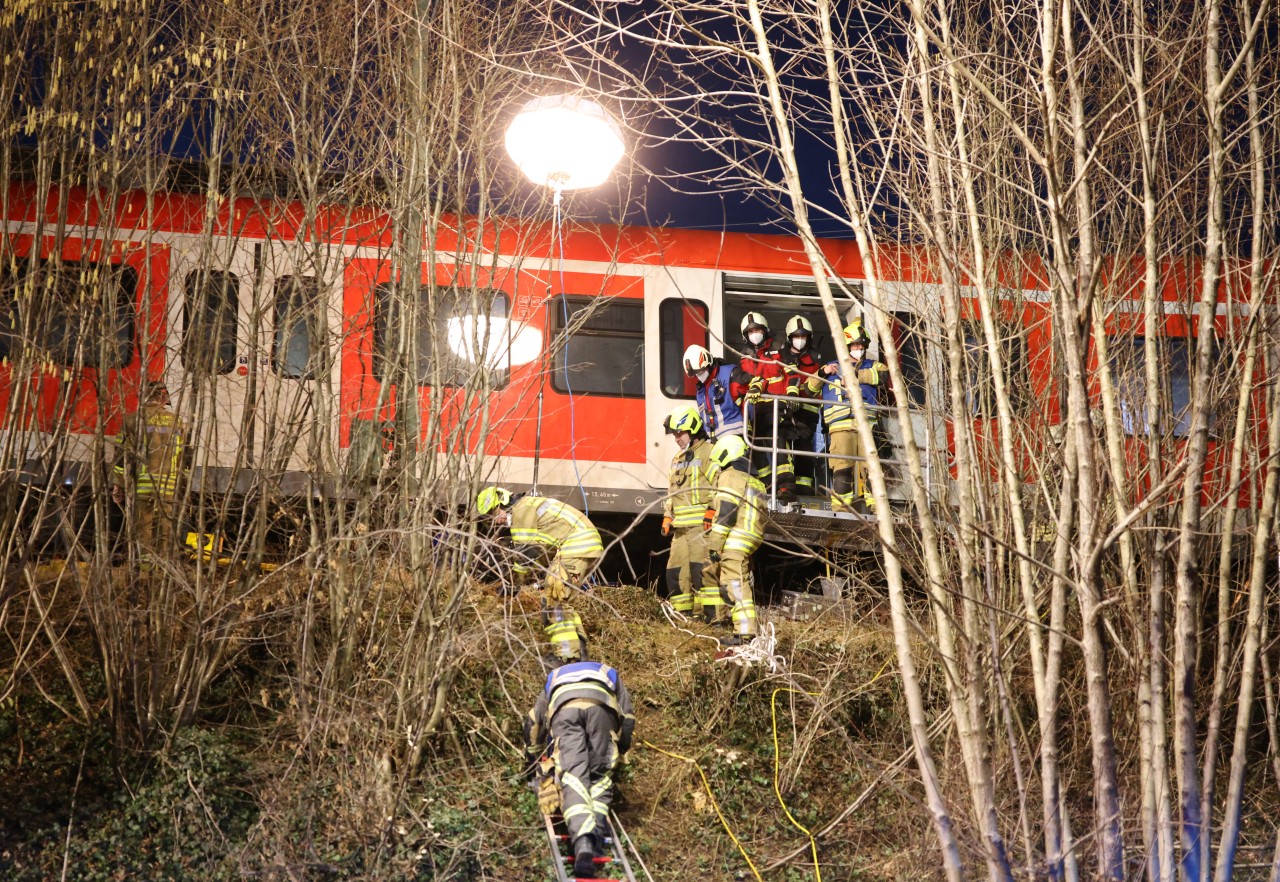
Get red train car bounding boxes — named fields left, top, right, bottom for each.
left=0, top=181, right=1260, bottom=526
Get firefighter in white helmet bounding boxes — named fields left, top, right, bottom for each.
left=660, top=404, right=716, bottom=619
left=779, top=315, right=825, bottom=496
left=683, top=344, right=752, bottom=438
left=701, top=433, right=767, bottom=645
left=476, top=487, right=602, bottom=662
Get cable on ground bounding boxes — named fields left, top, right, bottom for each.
left=640, top=739, right=764, bottom=882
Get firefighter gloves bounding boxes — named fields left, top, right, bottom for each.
left=537, top=775, right=561, bottom=815
left=709, top=549, right=721, bottom=563
left=545, top=578, right=572, bottom=603
left=661, top=516, right=673, bottom=536
left=702, top=507, right=716, bottom=531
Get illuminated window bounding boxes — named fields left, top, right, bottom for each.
left=1114, top=337, right=1195, bottom=437
left=373, top=284, right=511, bottom=387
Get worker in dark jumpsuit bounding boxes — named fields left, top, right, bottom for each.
left=525, top=660, right=635, bottom=878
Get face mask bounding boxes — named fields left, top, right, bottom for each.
left=791, top=335, right=809, bottom=351
left=747, top=330, right=765, bottom=346
left=850, top=348, right=865, bottom=363
left=675, top=431, right=691, bottom=451
left=695, top=369, right=710, bottom=383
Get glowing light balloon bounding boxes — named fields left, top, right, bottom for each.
left=504, top=95, right=624, bottom=192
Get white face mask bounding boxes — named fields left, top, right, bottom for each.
left=674, top=431, right=691, bottom=451
left=850, top=348, right=866, bottom=363
left=747, top=330, right=765, bottom=346
left=695, top=369, right=710, bottom=383
left=791, top=334, right=809, bottom=351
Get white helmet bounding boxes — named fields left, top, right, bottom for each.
left=740, top=312, right=769, bottom=338
left=785, top=315, right=813, bottom=338
left=683, top=344, right=713, bottom=376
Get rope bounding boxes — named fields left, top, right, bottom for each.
left=714, top=622, right=786, bottom=672
left=771, top=688, right=823, bottom=882
left=640, top=739, right=764, bottom=882
left=658, top=601, right=722, bottom=646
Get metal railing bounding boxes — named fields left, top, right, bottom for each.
left=741, top=390, right=937, bottom=512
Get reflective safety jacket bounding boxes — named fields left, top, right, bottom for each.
left=780, top=346, right=825, bottom=420
left=709, top=465, right=767, bottom=555
left=664, top=437, right=716, bottom=529
left=112, top=402, right=186, bottom=498
left=739, top=337, right=787, bottom=394
left=695, top=361, right=750, bottom=438
left=509, top=496, right=603, bottom=575
left=525, top=661, right=636, bottom=755
left=808, top=358, right=887, bottom=430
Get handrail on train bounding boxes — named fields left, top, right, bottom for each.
left=741, top=390, right=936, bottom=511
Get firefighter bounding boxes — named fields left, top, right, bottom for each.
left=778, top=315, right=824, bottom=496
left=110, top=382, right=187, bottom=561
left=702, top=433, right=767, bottom=646
left=683, top=344, right=752, bottom=439
left=808, top=320, right=887, bottom=513
left=737, top=313, right=796, bottom=502
left=525, top=659, right=635, bottom=879
left=476, top=487, right=603, bottom=663
left=660, top=404, right=715, bottom=619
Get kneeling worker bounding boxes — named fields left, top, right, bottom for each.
left=525, top=660, right=635, bottom=879
left=660, top=404, right=715, bottom=620
left=703, top=434, right=767, bottom=646
left=477, top=487, right=603, bottom=663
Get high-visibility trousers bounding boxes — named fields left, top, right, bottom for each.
left=664, top=527, right=708, bottom=615
left=552, top=699, right=620, bottom=845
left=827, top=425, right=873, bottom=510
left=542, top=555, right=593, bottom=660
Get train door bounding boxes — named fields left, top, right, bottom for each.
left=170, top=241, right=255, bottom=493
left=253, top=241, right=342, bottom=491
left=644, top=268, right=713, bottom=496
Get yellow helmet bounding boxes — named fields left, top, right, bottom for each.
left=663, top=403, right=704, bottom=436
left=475, top=486, right=512, bottom=515
left=844, top=320, right=870, bottom=347
left=708, top=434, right=749, bottom=476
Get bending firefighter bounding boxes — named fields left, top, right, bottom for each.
left=702, top=434, right=767, bottom=646
left=660, top=404, right=715, bottom=619
left=477, top=487, right=603, bottom=663
left=809, top=321, right=887, bottom=513
left=525, top=660, right=635, bottom=879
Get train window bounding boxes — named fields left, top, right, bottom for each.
left=273, top=275, right=320, bottom=379
left=0, top=255, right=136, bottom=368
left=890, top=311, right=930, bottom=409
left=659, top=299, right=709, bottom=398
left=1114, top=337, right=1196, bottom=437
left=183, top=270, right=238, bottom=375
left=550, top=295, right=644, bottom=398
left=962, top=322, right=1027, bottom=417
left=373, top=284, right=511, bottom=387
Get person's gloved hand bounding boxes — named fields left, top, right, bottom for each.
left=746, top=377, right=764, bottom=404
left=661, top=516, right=673, bottom=537
left=537, top=776, right=561, bottom=815
left=545, top=577, right=572, bottom=603
left=709, top=549, right=721, bottom=563
left=702, top=508, right=716, bottom=532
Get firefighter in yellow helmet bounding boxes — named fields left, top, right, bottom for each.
left=477, top=487, right=603, bottom=663
left=111, top=382, right=187, bottom=562
left=702, top=434, right=767, bottom=646
left=660, top=404, right=716, bottom=620
left=808, top=320, right=887, bottom=513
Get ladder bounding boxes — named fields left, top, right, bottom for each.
left=541, top=811, right=640, bottom=882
